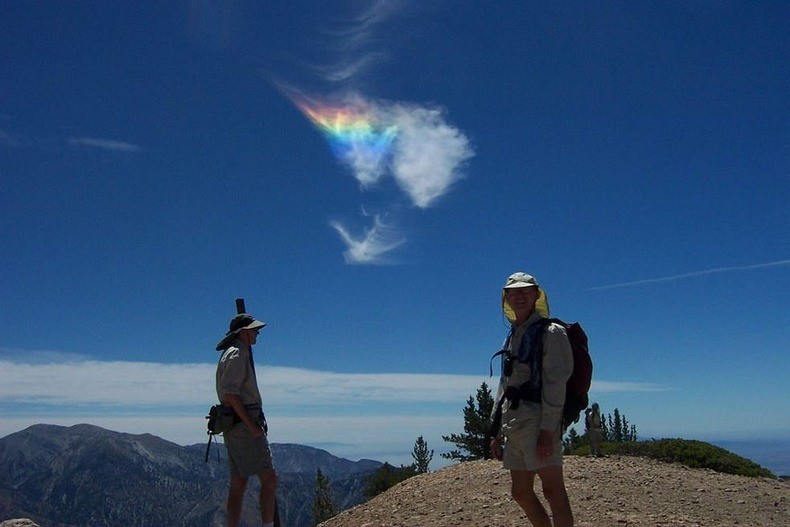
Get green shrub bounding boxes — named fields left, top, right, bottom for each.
left=570, top=438, right=775, bottom=478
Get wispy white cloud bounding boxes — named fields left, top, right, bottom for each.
left=277, top=2, right=474, bottom=265
left=288, top=94, right=472, bottom=263
left=314, top=53, right=388, bottom=83
left=67, top=136, right=141, bottom=152
left=386, top=104, right=473, bottom=208
left=331, top=213, right=406, bottom=265
left=589, top=260, right=790, bottom=291
left=288, top=92, right=473, bottom=210
left=316, top=0, right=399, bottom=82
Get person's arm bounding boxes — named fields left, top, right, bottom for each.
left=490, top=437, right=504, bottom=460
left=489, top=353, right=509, bottom=461
left=218, top=347, right=264, bottom=438
left=224, top=393, right=264, bottom=437
left=539, top=324, right=573, bottom=431
left=537, top=323, right=573, bottom=459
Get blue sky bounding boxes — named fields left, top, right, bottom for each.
left=1, top=2, right=788, bottom=470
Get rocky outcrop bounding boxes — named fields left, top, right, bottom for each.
left=320, top=457, right=789, bottom=527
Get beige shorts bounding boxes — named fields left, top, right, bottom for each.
left=223, top=421, right=274, bottom=477
left=502, top=404, right=563, bottom=471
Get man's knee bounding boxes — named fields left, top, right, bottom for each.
left=511, top=480, right=537, bottom=504
left=541, top=482, right=568, bottom=503
left=541, top=478, right=572, bottom=513
left=230, top=475, right=249, bottom=493
left=259, top=470, right=278, bottom=492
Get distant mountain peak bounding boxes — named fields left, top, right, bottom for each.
left=0, top=423, right=382, bottom=527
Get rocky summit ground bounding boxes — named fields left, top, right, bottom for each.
left=320, top=456, right=789, bottom=527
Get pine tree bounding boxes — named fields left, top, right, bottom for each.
left=621, top=414, right=629, bottom=441
left=411, top=435, right=434, bottom=474
left=363, top=463, right=417, bottom=498
left=441, top=382, right=495, bottom=461
left=612, top=408, right=623, bottom=442
left=312, top=468, right=338, bottom=526
left=600, top=407, right=638, bottom=443
left=563, top=427, right=582, bottom=453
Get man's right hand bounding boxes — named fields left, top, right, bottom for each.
left=247, top=423, right=265, bottom=438
left=490, top=437, right=503, bottom=460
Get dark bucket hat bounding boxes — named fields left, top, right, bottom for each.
left=215, top=313, right=266, bottom=351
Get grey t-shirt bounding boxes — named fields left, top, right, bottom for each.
left=215, top=338, right=262, bottom=406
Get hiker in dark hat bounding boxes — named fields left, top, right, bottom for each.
left=490, top=272, right=575, bottom=527
left=215, top=313, right=277, bottom=527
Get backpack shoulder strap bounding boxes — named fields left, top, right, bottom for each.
left=489, top=327, right=513, bottom=377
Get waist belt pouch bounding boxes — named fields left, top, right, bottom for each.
left=207, top=405, right=240, bottom=434
left=504, top=383, right=541, bottom=411
left=519, top=382, right=541, bottom=404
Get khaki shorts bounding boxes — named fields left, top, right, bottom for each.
left=223, top=422, right=274, bottom=477
left=502, top=404, right=563, bottom=471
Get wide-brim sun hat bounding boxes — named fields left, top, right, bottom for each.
left=215, top=313, right=266, bottom=351
left=501, top=272, right=550, bottom=321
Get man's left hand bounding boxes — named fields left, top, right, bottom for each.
left=536, top=430, right=554, bottom=461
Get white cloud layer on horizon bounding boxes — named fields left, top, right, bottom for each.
left=0, top=355, right=681, bottom=466
left=589, top=259, right=790, bottom=290
left=0, top=358, right=661, bottom=409
left=66, top=136, right=141, bottom=152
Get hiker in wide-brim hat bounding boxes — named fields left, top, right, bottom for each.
left=214, top=312, right=277, bottom=527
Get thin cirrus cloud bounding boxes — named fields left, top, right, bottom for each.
left=66, top=136, right=141, bottom=152
left=277, top=2, right=474, bottom=265
left=330, top=214, right=406, bottom=265
left=589, top=259, right=790, bottom=291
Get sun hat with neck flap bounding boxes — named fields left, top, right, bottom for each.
left=215, top=313, right=266, bottom=351
left=501, top=272, right=550, bottom=323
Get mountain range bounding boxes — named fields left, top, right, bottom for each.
left=0, top=424, right=382, bottom=527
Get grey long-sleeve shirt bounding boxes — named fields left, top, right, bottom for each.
left=494, top=312, right=574, bottom=433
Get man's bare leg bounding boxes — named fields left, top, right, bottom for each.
left=537, top=465, right=574, bottom=527
left=257, top=469, right=278, bottom=524
left=510, top=469, right=551, bottom=527
left=227, top=474, right=248, bottom=527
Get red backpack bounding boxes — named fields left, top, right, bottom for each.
left=549, top=319, right=593, bottom=430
